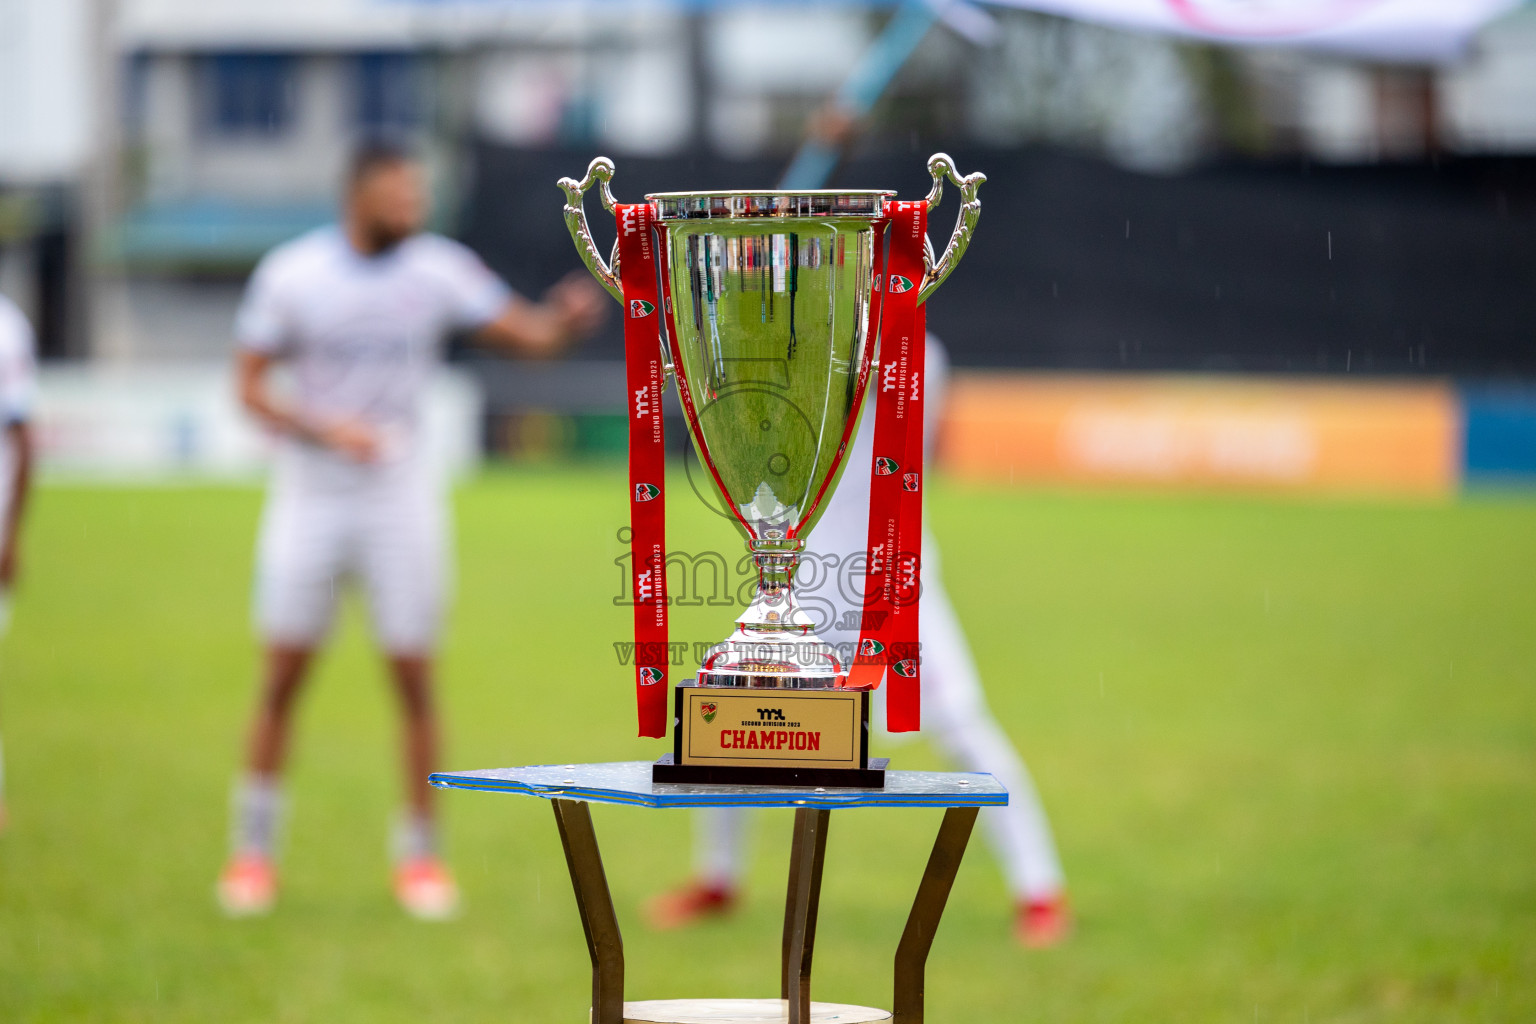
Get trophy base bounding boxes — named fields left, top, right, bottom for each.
left=658, top=683, right=883, bottom=789
left=651, top=753, right=889, bottom=789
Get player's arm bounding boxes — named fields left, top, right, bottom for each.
left=0, top=419, right=32, bottom=588
left=235, top=349, right=379, bottom=462
left=472, top=271, right=607, bottom=357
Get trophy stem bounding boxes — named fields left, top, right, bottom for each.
left=749, top=545, right=799, bottom=621
left=734, top=538, right=814, bottom=636
left=694, top=538, right=843, bottom=689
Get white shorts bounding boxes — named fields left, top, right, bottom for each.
left=254, top=481, right=449, bottom=655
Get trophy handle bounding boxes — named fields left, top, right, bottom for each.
left=917, top=153, right=986, bottom=305
left=557, top=157, right=624, bottom=303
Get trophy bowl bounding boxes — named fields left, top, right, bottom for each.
left=560, top=156, right=983, bottom=695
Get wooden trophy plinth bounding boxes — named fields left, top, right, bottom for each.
left=652, top=684, right=887, bottom=788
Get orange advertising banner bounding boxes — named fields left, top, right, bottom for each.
left=940, top=374, right=1460, bottom=498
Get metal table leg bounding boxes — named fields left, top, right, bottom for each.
left=893, top=806, right=979, bottom=1024
left=780, top=807, right=831, bottom=1024
left=552, top=798, right=625, bottom=1024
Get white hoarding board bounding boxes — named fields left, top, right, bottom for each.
left=35, top=366, right=485, bottom=481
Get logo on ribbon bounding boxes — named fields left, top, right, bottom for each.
left=902, top=473, right=920, bottom=492
left=859, top=638, right=885, bottom=657
left=875, top=456, right=899, bottom=476
left=629, top=299, right=656, bottom=318
left=638, top=666, right=664, bottom=686
left=891, top=659, right=919, bottom=679
left=634, top=482, right=661, bottom=502
left=887, top=274, right=915, bottom=294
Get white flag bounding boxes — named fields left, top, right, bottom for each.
left=979, top=0, right=1524, bottom=62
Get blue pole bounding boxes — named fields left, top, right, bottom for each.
left=778, top=1, right=942, bottom=190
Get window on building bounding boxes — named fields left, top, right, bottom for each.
left=124, top=53, right=151, bottom=140
left=357, top=53, right=422, bottom=134
left=201, top=54, right=296, bottom=137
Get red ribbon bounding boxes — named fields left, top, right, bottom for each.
left=889, top=205, right=927, bottom=732
left=617, top=202, right=669, bottom=738
left=848, top=200, right=927, bottom=732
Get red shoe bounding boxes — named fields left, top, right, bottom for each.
left=645, top=880, right=738, bottom=930
left=1015, top=893, right=1071, bottom=948
left=217, top=853, right=277, bottom=917
left=394, top=856, right=460, bottom=920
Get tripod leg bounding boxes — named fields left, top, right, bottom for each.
left=893, top=807, right=978, bottom=1024
left=552, top=799, right=625, bottom=1024
left=781, top=807, right=831, bottom=1024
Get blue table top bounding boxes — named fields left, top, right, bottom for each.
left=429, top=761, right=1008, bottom=810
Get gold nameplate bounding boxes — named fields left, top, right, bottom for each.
left=676, top=686, right=867, bottom=771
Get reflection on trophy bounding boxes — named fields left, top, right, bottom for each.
left=560, top=154, right=983, bottom=786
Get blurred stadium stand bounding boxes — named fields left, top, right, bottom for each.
left=463, top=144, right=1536, bottom=377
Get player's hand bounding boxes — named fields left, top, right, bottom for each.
left=547, top=271, right=608, bottom=342
left=316, top=418, right=383, bottom=463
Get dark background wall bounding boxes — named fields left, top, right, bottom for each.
left=460, top=144, right=1536, bottom=378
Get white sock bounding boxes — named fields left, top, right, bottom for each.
left=696, top=807, right=748, bottom=891
left=391, top=810, right=439, bottom=863
left=230, top=775, right=284, bottom=858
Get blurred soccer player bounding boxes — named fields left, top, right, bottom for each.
left=0, top=293, right=35, bottom=834
left=217, top=143, right=605, bottom=918
left=648, top=338, right=1070, bottom=947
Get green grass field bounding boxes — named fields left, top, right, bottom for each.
left=1, top=469, right=1533, bottom=1023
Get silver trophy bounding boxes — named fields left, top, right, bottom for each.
left=561, top=155, right=983, bottom=692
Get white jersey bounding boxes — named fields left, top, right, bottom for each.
left=0, top=295, right=37, bottom=517
left=235, top=226, right=511, bottom=491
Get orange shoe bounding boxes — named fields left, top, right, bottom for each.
left=1015, top=893, right=1071, bottom=948
left=395, top=856, right=460, bottom=920
left=645, top=880, right=738, bottom=930
left=217, top=853, right=277, bottom=917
